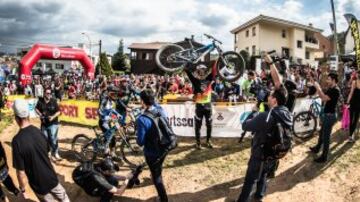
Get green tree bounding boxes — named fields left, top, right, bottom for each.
left=96, top=52, right=113, bottom=76
left=112, top=39, right=128, bottom=71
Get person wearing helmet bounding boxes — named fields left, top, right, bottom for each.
left=98, top=87, right=120, bottom=155
left=115, top=78, right=137, bottom=126
left=185, top=63, right=215, bottom=149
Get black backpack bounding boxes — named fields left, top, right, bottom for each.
left=72, top=161, right=103, bottom=197
left=263, top=112, right=293, bottom=161
left=143, top=110, right=178, bottom=153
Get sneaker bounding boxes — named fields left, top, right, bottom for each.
left=195, top=143, right=202, bottom=150
left=348, top=136, right=355, bottom=143
left=54, top=153, right=63, bottom=161
left=314, top=156, right=327, bottom=163
left=206, top=141, right=213, bottom=149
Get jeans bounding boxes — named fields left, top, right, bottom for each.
left=195, top=103, right=212, bottom=143
left=314, top=113, right=337, bottom=159
left=42, top=124, right=59, bottom=156
left=0, top=175, right=19, bottom=199
left=145, top=155, right=168, bottom=202
left=237, top=157, right=275, bottom=202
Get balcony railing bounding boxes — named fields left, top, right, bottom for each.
left=305, top=36, right=318, bottom=44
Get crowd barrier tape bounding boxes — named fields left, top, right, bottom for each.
left=3, top=95, right=320, bottom=137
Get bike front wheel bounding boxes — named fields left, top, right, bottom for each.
left=155, top=44, right=186, bottom=73
left=293, top=111, right=317, bottom=139
left=217, top=51, right=245, bottom=82
left=119, top=136, right=144, bottom=167
left=71, top=134, right=97, bottom=162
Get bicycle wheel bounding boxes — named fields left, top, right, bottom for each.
left=217, top=51, right=245, bottom=82
left=293, top=111, right=317, bottom=139
left=71, top=134, right=97, bottom=162
left=119, top=136, right=144, bottom=167
left=155, top=44, right=186, bottom=73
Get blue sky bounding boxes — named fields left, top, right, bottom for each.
left=0, top=0, right=358, bottom=54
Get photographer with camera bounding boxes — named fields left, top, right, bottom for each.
left=237, top=53, right=293, bottom=202
left=73, top=157, right=133, bottom=202
left=35, top=88, right=62, bottom=161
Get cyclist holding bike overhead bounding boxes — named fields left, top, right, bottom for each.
left=185, top=64, right=215, bottom=149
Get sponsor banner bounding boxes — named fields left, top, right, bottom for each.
left=58, top=99, right=99, bottom=126
left=344, top=14, right=360, bottom=69
left=2, top=96, right=320, bottom=137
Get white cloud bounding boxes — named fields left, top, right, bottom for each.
left=0, top=0, right=358, bottom=54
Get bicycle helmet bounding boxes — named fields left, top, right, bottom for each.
left=192, top=63, right=211, bottom=80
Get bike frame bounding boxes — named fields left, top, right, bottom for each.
left=309, top=97, right=322, bottom=117
left=173, top=40, right=222, bottom=65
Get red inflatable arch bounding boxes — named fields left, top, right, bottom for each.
left=19, top=44, right=95, bottom=85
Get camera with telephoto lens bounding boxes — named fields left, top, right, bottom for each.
left=262, top=50, right=288, bottom=76
left=127, top=164, right=145, bottom=189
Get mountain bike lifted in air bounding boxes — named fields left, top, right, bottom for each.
left=155, top=34, right=245, bottom=82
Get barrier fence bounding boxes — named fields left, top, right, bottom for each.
left=3, top=96, right=318, bottom=137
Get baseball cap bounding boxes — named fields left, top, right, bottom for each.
left=12, top=99, right=29, bottom=118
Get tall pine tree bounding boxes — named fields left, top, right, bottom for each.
left=112, top=39, right=127, bottom=71
left=96, top=52, right=113, bottom=76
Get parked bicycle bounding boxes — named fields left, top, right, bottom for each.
left=155, top=34, right=245, bottom=82
left=293, top=96, right=322, bottom=139
left=71, top=109, right=143, bottom=167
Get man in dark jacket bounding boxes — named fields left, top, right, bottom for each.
left=237, top=54, right=293, bottom=202
left=136, top=89, right=168, bottom=202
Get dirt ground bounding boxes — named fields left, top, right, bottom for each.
left=2, top=119, right=360, bottom=202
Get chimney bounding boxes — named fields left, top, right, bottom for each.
left=309, top=23, right=313, bottom=27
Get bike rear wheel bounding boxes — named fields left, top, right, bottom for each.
left=156, top=44, right=186, bottom=73
left=71, top=134, right=97, bottom=162
left=120, top=136, right=144, bottom=167
left=293, top=111, right=317, bottom=139
left=217, top=51, right=245, bottom=82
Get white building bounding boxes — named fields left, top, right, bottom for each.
left=231, top=15, right=323, bottom=67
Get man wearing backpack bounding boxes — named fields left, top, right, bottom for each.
left=136, top=89, right=170, bottom=202
left=236, top=59, right=293, bottom=201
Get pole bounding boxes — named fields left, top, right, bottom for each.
left=99, top=39, right=102, bottom=75
left=330, top=0, right=338, bottom=55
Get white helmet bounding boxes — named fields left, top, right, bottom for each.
left=192, top=63, right=211, bottom=80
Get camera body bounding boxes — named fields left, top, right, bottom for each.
left=127, top=164, right=145, bottom=189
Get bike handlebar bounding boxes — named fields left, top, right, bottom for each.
left=204, top=34, right=222, bottom=45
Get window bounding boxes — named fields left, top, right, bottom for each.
left=55, top=64, right=64, bottom=69
left=252, top=45, right=256, bottom=55
left=246, top=30, right=249, bottom=37
left=322, top=45, right=326, bottom=49
left=130, top=51, right=137, bottom=60
left=297, top=40, right=303, bottom=48
left=245, top=47, right=249, bottom=52
left=36, top=62, right=42, bottom=67
left=282, top=30, right=286, bottom=38
left=45, top=63, right=52, bottom=69
left=305, top=51, right=310, bottom=59
left=252, top=27, right=256, bottom=36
